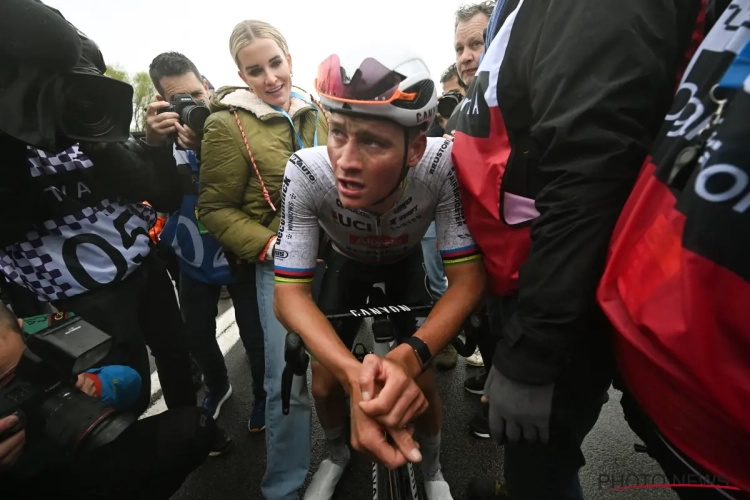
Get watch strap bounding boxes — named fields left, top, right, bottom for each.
left=401, top=336, right=432, bottom=373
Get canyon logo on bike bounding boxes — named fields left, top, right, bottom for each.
left=598, top=1, right=750, bottom=492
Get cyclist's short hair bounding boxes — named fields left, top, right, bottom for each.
left=149, top=51, right=202, bottom=97
left=454, top=1, right=496, bottom=29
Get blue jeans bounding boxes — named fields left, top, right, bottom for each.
left=421, top=221, right=448, bottom=300
left=179, top=272, right=266, bottom=399
left=256, top=261, right=312, bottom=500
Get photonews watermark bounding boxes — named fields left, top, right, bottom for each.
left=599, top=473, right=741, bottom=492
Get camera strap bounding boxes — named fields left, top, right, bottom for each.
left=270, top=91, right=319, bottom=149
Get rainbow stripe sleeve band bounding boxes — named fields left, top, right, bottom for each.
left=440, top=245, right=482, bottom=266
left=274, top=265, right=316, bottom=284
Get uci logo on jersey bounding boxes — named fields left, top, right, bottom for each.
left=331, top=211, right=373, bottom=232
left=274, top=249, right=289, bottom=259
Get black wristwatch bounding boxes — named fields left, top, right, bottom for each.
left=401, top=337, right=433, bottom=374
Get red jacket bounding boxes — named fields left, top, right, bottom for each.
left=451, top=0, right=704, bottom=384
left=598, top=1, right=750, bottom=491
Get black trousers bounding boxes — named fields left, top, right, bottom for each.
left=54, top=250, right=196, bottom=415
left=179, top=271, right=266, bottom=399
left=3, top=407, right=216, bottom=500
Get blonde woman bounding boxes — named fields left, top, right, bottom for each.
left=198, top=20, right=327, bottom=500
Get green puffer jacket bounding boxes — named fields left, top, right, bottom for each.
left=198, top=85, right=328, bottom=263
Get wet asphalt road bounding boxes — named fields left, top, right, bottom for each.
left=150, top=301, right=677, bottom=500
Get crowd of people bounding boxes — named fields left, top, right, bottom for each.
left=0, top=0, right=748, bottom=499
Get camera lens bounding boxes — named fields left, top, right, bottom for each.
left=181, top=105, right=210, bottom=133
left=38, top=384, right=135, bottom=458
left=437, top=93, right=462, bottom=119
left=55, top=72, right=133, bottom=143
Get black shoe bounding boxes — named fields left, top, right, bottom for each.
left=464, top=370, right=487, bottom=395
left=209, top=427, right=233, bottom=457
left=467, top=477, right=508, bottom=499
left=468, top=405, right=490, bottom=439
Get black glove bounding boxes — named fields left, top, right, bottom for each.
left=483, top=365, right=555, bottom=445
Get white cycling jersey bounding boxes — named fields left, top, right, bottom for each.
left=273, top=138, right=481, bottom=284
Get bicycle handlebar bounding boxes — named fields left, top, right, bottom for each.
left=321, top=303, right=477, bottom=355
left=281, top=303, right=483, bottom=414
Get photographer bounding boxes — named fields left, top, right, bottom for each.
left=426, top=64, right=466, bottom=138
left=143, top=52, right=266, bottom=430
left=0, top=304, right=216, bottom=499
left=0, top=1, right=197, bottom=417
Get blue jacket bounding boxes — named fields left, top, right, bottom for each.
left=159, top=148, right=236, bottom=285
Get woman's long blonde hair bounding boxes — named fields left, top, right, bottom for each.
left=229, top=20, right=289, bottom=68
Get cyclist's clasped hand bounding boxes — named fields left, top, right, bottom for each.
left=349, top=381, right=422, bottom=470
left=357, top=349, right=429, bottom=464
left=359, top=353, right=428, bottom=429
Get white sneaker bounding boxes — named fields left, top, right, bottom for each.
left=424, top=478, right=454, bottom=500
left=466, top=348, right=484, bottom=367
left=303, top=458, right=347, bottom=500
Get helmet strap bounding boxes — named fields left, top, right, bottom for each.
left=369, top=128, right=410, bottom=208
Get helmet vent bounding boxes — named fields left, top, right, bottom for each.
left=392, top=80, right=435, bottom=110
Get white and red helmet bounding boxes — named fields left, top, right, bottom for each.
left=315, top=44, right=438, bottom=129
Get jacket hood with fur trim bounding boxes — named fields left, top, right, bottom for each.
left=209, top=85, right=315, bottom=120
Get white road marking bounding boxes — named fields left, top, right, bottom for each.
left=139, top=306, right=240, bottom=419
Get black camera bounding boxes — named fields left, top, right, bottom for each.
left=0, top=315, right=135, bottom=459
left=0, top=13, right=133, bottom=153
left=437, top=90, right=464, bottom=119
left=158, top=93, right=210, bottom=134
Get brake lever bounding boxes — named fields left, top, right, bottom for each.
left=282, top=332, right=309, bottom=415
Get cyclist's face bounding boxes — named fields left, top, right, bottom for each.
left=328, top=113, right=426, bottom=212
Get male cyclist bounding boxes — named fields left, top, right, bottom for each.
left=273, top=45, right=485, bottom=500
